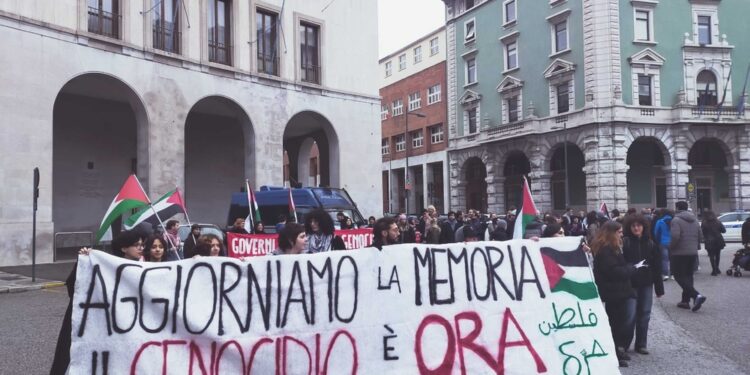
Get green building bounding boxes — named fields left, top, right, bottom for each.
left=443, top=0, right=750, bottom=215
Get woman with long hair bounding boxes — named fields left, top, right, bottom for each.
left=193, top=234, right=226, bottom=257
left=304, top=209, right=345, bottom=252
left=621, top=214, right=664, bottom=355
left=591, top=221, right=645, bottom=368
left=701, top=210, right=726, bottom=276
left=144, top=235, right=168, bottom=262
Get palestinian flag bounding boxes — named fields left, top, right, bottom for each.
left=541, top=245, right=598, bottom=300
left=244, top=181, right=261, bottom=233
left=288, top=189, right=298, bottom=223
left=96, top=175, right=150, bottom=242
left=124, top=188, right=187, bottom=230
left=512, top=177, right=537, bottom=240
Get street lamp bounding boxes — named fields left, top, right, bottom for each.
left=404, top=107, right=426, bottom=214
left=550, top=121, right=569, bottom=210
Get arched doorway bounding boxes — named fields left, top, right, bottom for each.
left=688, top=138, right=731, bottom=214
left=550, top=143, right=586, bottom=211
left=627, top=137, right=669, bottom=209
left=463, top=157, right=487, bottom=212
left=185, top=96, right=254, bottom=226
left=52, top=73, right=148, bottom=235
left=283, top=111, right=339, bottom=188
left=504, top=151, right=531, bottom=212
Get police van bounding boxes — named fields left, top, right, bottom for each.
left=227, top=186, right=367, bottom=232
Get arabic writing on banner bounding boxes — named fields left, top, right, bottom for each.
left=227, top=228, right=374, bottom=257
left=69, top=237, right=620, bottom=374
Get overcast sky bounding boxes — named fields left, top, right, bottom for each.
left=378, top=0, right=446, bottom=58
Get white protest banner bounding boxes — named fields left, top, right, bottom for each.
left=70, top=237, right=620, bottom=374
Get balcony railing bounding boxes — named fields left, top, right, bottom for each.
left=88, top=7, right=121, bottom=39
left=691, top=106, right=741, bottom=117
left=153, top=25, right=180, bottom=54
left=301, top=64, right=321, bottom=84
left=257, top=51, right=279, bottom=76
left=209, top=41, right=232, bottom=66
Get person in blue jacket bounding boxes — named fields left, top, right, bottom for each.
left=653, top=209, right=673, bottom=280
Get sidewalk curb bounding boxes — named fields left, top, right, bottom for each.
left=0, top=281, right=65, bottom=294
left=43, top=281, right=66, bottom=289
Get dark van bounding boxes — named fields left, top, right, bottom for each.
left=227, top=186, right=366, bottom=232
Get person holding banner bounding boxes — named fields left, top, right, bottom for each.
left=193, top=234, right=226, bottom=257
left=304, top=209, right=345, bottom=253
left=272, top=223, right=308, bottom=255
left=591, top=221, right=647, bottom=368
left=50, top=229, right=146, bottom=374
left=143, top=235, right=171, bottom=262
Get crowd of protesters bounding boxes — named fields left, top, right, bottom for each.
left=52, top=198, right=733, bottom=373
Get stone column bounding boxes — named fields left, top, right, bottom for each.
left=423, top=162, right=433, bottom=209
left=671, top=124, right=691, bottom=204
left=583, top=124, right=628, bottom=211
left=489, top=176, right=506, bottom=215
left=735, top=125, right=750, bottom=210
left=449, top=152, right=464, bottom=211
left=528, top=144, right=551, bottom=213
left=725, top=166, right=741, bottom=211
left=662, top=165, right=680, bottom=210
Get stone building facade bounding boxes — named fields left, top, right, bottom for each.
left=443, top=0, right=750, bottom=215
left=0, top=0, right=380, bottom=266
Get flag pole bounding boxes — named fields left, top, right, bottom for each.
left=134, top=178, right=180, bottom=258
left=245, top=179, right=254, bottom=232
left=177, top=187, right=197, bottom=248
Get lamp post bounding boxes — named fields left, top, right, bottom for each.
left=404, top=105, right=426, bottom=214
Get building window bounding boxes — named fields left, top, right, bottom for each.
left=153, top=0, right=179, bottom=53
left=697, top=15, right=711, bottom=45
left=556, top=83, right=570, bottom=114
left=256, top=9, right=278, bottom=75
left=430, top=125, right=444, bottom=144
left=385, top=61, right=392, bottom=77
left=507, top=96, right=519, bottom=122
left=398, top=54, right=407, bottom=70
left=414, top=46, right=422, bottom=64
left=382, top=139, right=389, bottom=155
left=411, top=131, right=424, bottom=148
left=300, top=22, right=320, bottom=84
left=467, top=108, right=478, bottom=134
left=554, top=20, right=568, bottom=53
left=638, top=75, right=652, bottom=106
left=208, top=0, right=231, bottom=65
left=381, top=105, right=389, bottom=120
left=408, top=92, right=421, bottom=111
left=392, top=99, right=403, bottom=116
left=634, top=10, right=651, bottom=42
left=696, top=70, right=718, bottom=106
left=464, top=19, right=476, bottom=43
left=463, top=0, right=476, bottom=12
left=430, top=37, right=439, bottom=55
left=466, top=58, right=477, bottom=85
left=504, top=0, right=516, bottom=24
left=428, top=84, right=442, bottom=104
left=88, top=0, right=120, bottom=39
left=395, top=134, right=406, bottom=152
left=505, top=41, right=518, bottom=70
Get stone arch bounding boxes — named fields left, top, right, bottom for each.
left=283, top=110, right=340, bottom=188
left=462, top=157, right=488, bottom=212
left=52, top=72, right=150, bottom=238
left=547, top=142, right=587, bottom=211
left=626, top=136, right=672, bottom=209
left=502, top=150, right=532, bottom=212
left=185, top=95, right=255, bottom=225
left=539, top=132, right=587, bottom=172
left=623, top=128, right=674, bottom=166
left=687, top=136, right=736, bottom=214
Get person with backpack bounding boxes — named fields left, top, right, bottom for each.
left=701, top=211, right=726, bottom=276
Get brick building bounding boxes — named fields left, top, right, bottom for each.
left=380, top=27, right=449, bottom=214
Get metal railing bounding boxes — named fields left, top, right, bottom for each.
left=691, top=106, right=740, bottom=117
left=54, top=231, right=94, bottom=262
left=300, top=63, right=321, bottom=84
left=209, top=41, right=232, bottom=65
left=88, top=7, right=121, bottom=39
left=153, top=24, right=181, bottom=54
left=257, top=52, right=280, bottom=76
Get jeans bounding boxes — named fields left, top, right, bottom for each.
left=623, top=285, right=653, bottom=350
left=605, top=298, right=631, bottom=350
left=659, top=244, right=670, bottom=276
left=671, top=255, right=700, bottom=303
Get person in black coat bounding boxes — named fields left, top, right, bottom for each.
left=742, top=216, right=750, bottom=247
left=439, top=211, right=459, bottom=244
left=592, top=221, right=646, bottom=368
left=701, top=211, right=726, bottom=276
left=621, top=214, right=664, bottom=355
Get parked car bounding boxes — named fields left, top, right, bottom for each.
left=717, top=211, right=750, bottom=242
left=177, top=223, right=225, bottom=243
